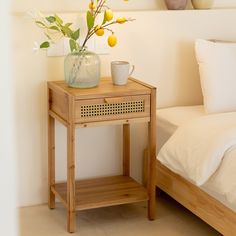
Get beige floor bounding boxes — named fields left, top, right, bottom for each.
left=19, top=193, right=221, bottom=236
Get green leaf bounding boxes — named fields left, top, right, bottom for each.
left=55, top=14, right=63, bottom=25
left=102, top=11, right=107, bottom=25
left=86, top=11, right=94, bottom=30
left=46, top=16, right=56, bottom=23
left=35, top=21, right=45, bottom=27
left=49, top=26, right=60, bottom=31
left=40, top=41, right=50, bottom=49
left=71, top=29, right=80, bottom=41
left=69, top=39, right=77, bottom=52
left=65, top=23, right=73, bottom=27
left=62, top=26, right=73, bottom=37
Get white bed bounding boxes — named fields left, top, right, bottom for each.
left=148, top=39, right=236, bottom=235
left=149, top=106, right=236, bottom=235
left=157, top=105, right=206, bottom=151
left=157, top=105, right=236, bottom=212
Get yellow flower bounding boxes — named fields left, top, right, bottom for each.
left=105, top=9, right=113, bottom=22
left=116, top=17, right=127, bottom=24
left=108, top=34, right=117, bottom=47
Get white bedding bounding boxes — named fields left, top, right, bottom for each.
left=157, top=105, right=206, bottom=151
left=157, top=106, right=236, bottom=212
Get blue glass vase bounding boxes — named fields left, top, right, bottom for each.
left=64, top=50, right=101, bottom=88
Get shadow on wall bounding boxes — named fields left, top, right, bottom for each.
left=176, top=41, right=203, bottom=105
left=39, top=81, right=49, bottom=202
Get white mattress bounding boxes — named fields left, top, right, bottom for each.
left=157, top=105, right=206, bottom=151
left=156, top=105, right=236, bottom=212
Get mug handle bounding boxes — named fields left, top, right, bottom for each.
left=129, top=65, right=135, bottom=77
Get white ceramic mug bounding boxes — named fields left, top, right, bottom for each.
left=111, top=61, right=135, bottom=85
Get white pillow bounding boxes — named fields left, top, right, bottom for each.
left=195, top=39, right=236, bottom=114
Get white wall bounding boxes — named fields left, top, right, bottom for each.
left=0, top=1, right=18, bottom=235
left=11, top=1, right=236, bottom=207
left=10, top=0, right=161, bottom=12
left=214, top=0, right=236, bottom=8
left=10, top=0, right=236, bottom=13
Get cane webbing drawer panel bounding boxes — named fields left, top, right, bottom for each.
left=75, top=95, right=150, bottom=123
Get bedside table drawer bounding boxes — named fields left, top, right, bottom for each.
left=75, top=95, right=150, bottom=123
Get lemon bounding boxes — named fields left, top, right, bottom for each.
left=116, top=17, right=127, bottom=24
left=95, top=26, right=104, bottom=36
left=108, top=34, right=117, bottom=47
left=89, top=2, right=96, bottom=10
left=105, top=9, right=113, bottom=21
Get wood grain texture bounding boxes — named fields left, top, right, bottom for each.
left=123, top=124, right=130, bottom=176
left=75, top=117, right=150, bottom=128
left=156, top=160, right=236, bottom=236
left=54, top=176, right=148, bottom=211
left=67, top=95, right=76, bottom=233
left=49, top=87, right=69, bottom=122
left=129, top=77, right=156, bottom=89
left=48, top=77, right=151, bottom=100
left=49, top=110, right=68, bottom=127
left=143, top=148, right=149, bottom=187
left=147, top=88, right=156, bottom=220
left=48, top=91, right=55, bottom=209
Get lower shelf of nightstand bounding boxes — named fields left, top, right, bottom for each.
left=51, top=175, right=148, bottom=211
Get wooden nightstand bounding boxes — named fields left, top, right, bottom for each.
left=47, top=77, right=156, bottom=233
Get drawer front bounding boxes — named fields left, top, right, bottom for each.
left=75, top=95, right=150, bottom=123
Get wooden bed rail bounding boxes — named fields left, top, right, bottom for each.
left=143, top=147, right=236, bottom=235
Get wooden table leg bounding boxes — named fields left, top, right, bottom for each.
left=67, top=124, right=76, bottom=233
left=123, top=124, right=130, bottom=176
left=48, top=114, right=55, bottom=209
left=147, top=88, right=156, bottom=220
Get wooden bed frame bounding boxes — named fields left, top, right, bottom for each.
left=143, top=151, right=236, bottom=235
left=156, top=160, right=236, bottom=235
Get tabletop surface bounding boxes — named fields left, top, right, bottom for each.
left=48, top=77, right=153, bottom=99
